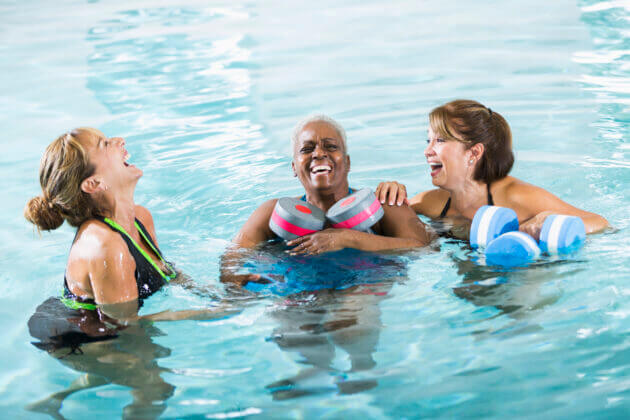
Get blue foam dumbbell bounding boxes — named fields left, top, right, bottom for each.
left=485, top=231, right=541, bottom=266
left=470, top=205, right=519, bottom=249
left=539, top=215, right=586, bottom=254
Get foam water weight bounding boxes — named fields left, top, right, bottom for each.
left=539, top=215, right=586, bottom=254
left=470, top=205, right=519, bottom=249
left=326, top=188, right=384, bottom=232
left=269, top=197, right=326, bottom=240
left=485, top=231, right=541, bottom=266
left=471, top=206, right=587, bottom=266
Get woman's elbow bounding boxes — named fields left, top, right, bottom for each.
left=585, top=214, right=610, bottom=234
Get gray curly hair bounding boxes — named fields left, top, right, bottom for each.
left=291, top=114, right=347, bottom=155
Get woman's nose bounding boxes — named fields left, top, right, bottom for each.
left=313, top=143, right=326, bottom=158
left=424, top=140, right=434, bottom=158
left=112, top=137, right=125, bottom=147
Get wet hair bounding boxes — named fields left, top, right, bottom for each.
left=291, top=114, right=348, bottom=155
left=429, top=99, right=514, bottom=184
left=24, top=129, right=103, bottom=231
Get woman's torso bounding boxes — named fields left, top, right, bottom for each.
left=64, top=214, right=174, bottom=306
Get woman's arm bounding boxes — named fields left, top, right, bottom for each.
left=505, top=180, right=609, bottom=239
left=286, top=204, right=433, bottom=255
left=376, top=182, right=448, bottom=218
left=220, top=199, right=278, bottom=286
left=80, top=227, right=238, bottom=322
left=98, top=300, right=240, bottom=324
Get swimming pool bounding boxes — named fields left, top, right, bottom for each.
left=1, top=0, right=629, bottom=417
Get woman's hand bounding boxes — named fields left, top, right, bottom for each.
left=286, top=229, right=354, bottom=256
left=375, top=181, right=409, bottom=206
left=220, top=272, right=271, bottom=287
left=519, top=211, right=554, bottom=241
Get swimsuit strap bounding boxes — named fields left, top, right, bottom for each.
left=102, top=217, right=176, bottom=283
left=439, top=184, right=493, bottom=219
left=439, top=197, right=451, bottom=218
left=487, top=183, right=494, bottom=206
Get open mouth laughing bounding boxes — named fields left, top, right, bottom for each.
left=311, top=164, right=332, bottom=176
left=428, top=161, right=443, bottom=177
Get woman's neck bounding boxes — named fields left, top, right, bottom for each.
left=305, top=181, right=350, bottom=212
left=101, top=189, right=137, bottom=233
left=448, top=179, right=488, bottom=219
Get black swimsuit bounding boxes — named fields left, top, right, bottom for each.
left=439, top=184, right=494, bottom=218
left=63, top=217, right=175, bottom=308
left=29, top=217, right=175, bottom=353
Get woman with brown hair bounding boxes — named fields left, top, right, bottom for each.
left=26, top=127, right=232, bottom=328
left=376, top=99, right=608, bottom=239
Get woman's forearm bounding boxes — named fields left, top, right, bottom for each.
left=344, top=229, right=428, bottom=252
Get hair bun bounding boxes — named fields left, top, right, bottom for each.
left=24, top=196, right=64, bottom=231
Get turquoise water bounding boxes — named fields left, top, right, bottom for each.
left=1, top=0, right=629, bottom=417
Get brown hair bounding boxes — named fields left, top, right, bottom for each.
left=24, top=129, right=102, bottom=231
left=429, top=99, right=514, bottom=184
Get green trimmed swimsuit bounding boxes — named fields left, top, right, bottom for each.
left=62, top=216, right=176, bottom=310
left=29, top=217, right=175, bottom=354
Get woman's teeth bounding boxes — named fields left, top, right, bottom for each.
left=312, top=165, right=331, bottom=174
left=430, top=163, right=443, bottom=176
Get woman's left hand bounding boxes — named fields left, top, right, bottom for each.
left=519, top=211, right=554, bottom=241
left=286, top=229, right=353, bottom=256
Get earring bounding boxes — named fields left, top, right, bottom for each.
left=469, top=159, right=474, bottom=164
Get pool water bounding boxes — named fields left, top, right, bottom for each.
left=1, top=0, right=629, bottom=417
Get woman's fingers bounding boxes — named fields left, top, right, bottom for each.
left=286, top=235, right=309, bottom=247
left=395, top=184, right=407, bottom=206
left=377, top=182, right=390, bottom=204
left=288, top=238, right=312, bottom=255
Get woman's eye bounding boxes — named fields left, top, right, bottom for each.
left=436, top=138, right=445, bottom=143
left=300, top=147, right=313, bottom=153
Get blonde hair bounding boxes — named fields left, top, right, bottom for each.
left=24, top=129, right=102, bottom=231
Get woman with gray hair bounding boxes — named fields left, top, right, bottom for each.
left=222, top=114, right=432, bottom=286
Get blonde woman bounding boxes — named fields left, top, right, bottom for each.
left=26, top=128, right=232, bottom=349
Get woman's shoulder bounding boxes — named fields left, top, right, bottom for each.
left=71, top=219, right=128, bottom=258
left=66, top=219, right=131, bottom=292
left=409, top=188, right=450, bottom=217
left=494, top=176, right=545, bottom=205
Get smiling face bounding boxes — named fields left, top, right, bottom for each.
left=74, top=128, right=142, bottom=192
left=292, top=120, right=350, bottom=194
left=424, top=125, right=473, bottom=190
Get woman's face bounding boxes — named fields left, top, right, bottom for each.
left=292, top=121, right=350, bottom=193
left=77, top=128, right=143, bottom=190
left=424, top=125, right=472, bottom=190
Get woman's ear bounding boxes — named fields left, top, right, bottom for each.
left=469, top=143, right=485, bottom=164
left=346, top=155, right=351, bottom=173
left=81, top=176, right=102, bottom=194
left=291, top=161, right=297, bottom=177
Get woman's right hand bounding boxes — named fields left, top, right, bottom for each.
left=375, top=181, right=409, bottom=206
